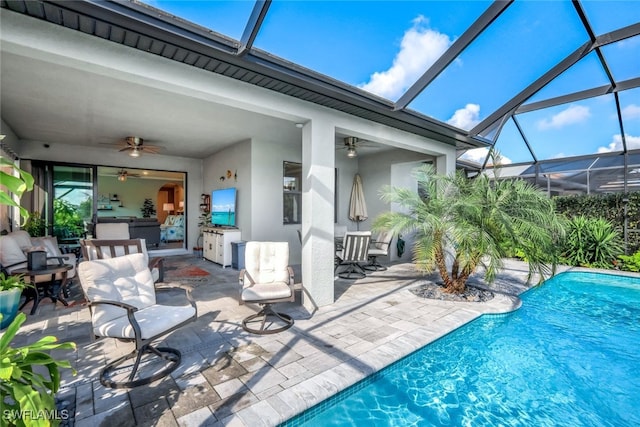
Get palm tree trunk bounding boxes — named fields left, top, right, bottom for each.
left=446, top=259, right=477, bottom=294
left=434, top=241, right=454, bottom=290
left=446, top=279, right=467, bottom=294
left=451, top=256, right=459, bottom=280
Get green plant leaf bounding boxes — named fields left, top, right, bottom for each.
left=0, top=312, right=26, bottom=352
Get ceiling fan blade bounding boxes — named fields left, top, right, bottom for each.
left=118, top=146, right=133, bottom=152
left=143, top=147, right=161, bottom=154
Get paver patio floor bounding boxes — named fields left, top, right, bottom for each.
left=10, top=255, right=537, bottom=426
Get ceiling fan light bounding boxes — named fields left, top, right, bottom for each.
left=347, top=147, right=357, bottom=158
left=118, top=173, right=127, bottom=182
left=129, top=148, right=141, bottom=157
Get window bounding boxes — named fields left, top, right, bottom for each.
left=283, top=161, right=301, bottom=224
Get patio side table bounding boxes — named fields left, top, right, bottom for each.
left=12, top=264, right=72, bottom=315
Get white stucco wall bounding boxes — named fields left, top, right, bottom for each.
left=202, top=139, right=251, bottom=238
left=1, top=10, right=460, bottom=307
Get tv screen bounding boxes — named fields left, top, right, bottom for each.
left=211, top=187, right=236, bottom=227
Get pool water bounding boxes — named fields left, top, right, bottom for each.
left=285, top=272, right=640, bottom=426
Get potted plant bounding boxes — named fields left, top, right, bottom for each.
left=23, top=211, right=47, bottom=237
left=0, top=312, right=76, bottom=426
left=0, top=272, right=31, bottom=329
left=140, top=198, right=156, bottom=218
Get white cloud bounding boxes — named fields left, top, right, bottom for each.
left=359, top=15, right=453, bottom=100
left=622, top=104, right=640, bottom=120
left=598, top=134, right=640, bottom=153
left=459, top=147, right=512, bottom=165
left=447, top=103, right=480, bottom=129
left=537, top=105, right=591, bottom=130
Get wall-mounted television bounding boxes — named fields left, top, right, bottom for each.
left=211, top=187, right=237, bottom=227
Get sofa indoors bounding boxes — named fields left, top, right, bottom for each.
left=160, top=215, right=184, bottom=242
left=96, top=217, right=161, bottom=248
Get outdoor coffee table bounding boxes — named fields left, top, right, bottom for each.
left=13, top=264, right=72, bottom=315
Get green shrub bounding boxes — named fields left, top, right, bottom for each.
left=52, top=199, right=84, bottom=239
left=23, top=212, right=47, bottom=237
left=617, top=251, right=640, bottom=272
left=554, top=193, right=640, bottom=253
left=561, top=216, right=623, bottom=269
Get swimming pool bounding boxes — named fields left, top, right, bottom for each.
left=284, top=271, right=640, bottom=426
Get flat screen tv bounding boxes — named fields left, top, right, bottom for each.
left=211, top=187, right=237, bottom=227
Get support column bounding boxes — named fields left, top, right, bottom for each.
left=436, top=152, right=456, bottom=175
left=301, top=118, right=335, bottom=312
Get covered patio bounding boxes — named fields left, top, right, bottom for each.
left=14, top=255, right=535, bottom=426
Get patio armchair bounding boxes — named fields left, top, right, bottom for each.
left=364, top=230, right=394, bottom=271
left=239, top=241, right=295, bottom=334
left=335, top=231, right=371, bottom=279
left=77, top=253, right=197, bottom=388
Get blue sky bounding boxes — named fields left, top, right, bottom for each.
left=143, top=0, right=640, bottom=165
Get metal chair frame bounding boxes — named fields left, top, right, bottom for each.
left=87, top=285, right=195, bottom=388
left=335, top=231, right=371, bottom=279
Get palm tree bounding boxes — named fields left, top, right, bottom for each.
left=374, top=165, right=565, bottom=294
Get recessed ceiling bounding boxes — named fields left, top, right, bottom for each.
left=0, top=51, right=302, bottom=159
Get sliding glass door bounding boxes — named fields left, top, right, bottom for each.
left=52, top=165, right=94, bottom=243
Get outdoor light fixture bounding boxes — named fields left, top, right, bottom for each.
left=347, top=146, right=358, bottom=158
left=163, top=203, right=174, bottom=214
left=118, top=173, right=126, bottom=182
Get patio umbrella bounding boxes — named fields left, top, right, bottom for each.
left=349, top=173, right=368, bottom=230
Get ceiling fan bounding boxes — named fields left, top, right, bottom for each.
left=106, top=136, right=162, bottom=157
left=117, top=169, right=141, bottom=182
left=336, top=137, right=378, bottom=158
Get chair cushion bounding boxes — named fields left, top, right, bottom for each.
left=244, top=242, right=290, bottom=284
left=32, top=236, right=62, bottom=257
left=375, top=231, right=393, bottom=250
left=92, top=304, right=196, bottom=339
left=78, top=253, right=156, bottom=324
left=82, top=239, right=157, bottom=281
left=0, top=233, right=28, bottom=271
left=11, top=230, right=33, bottom=251
left=368, top=248, right=387, bottom=257
left=241, top=282, right=292, bottom=302
left=95, top=223, right=130, bottom=239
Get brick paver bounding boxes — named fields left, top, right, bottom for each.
left=11, top=256, right=538, bottom=426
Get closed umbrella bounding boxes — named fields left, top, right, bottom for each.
left=349, top=173, right=368, bottom=230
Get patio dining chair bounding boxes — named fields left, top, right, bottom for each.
left=77, top=253, right=197, bottom=388
left=335, top=231, right=371, bottom=279
left=364, top=230, right=394, bottom=271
